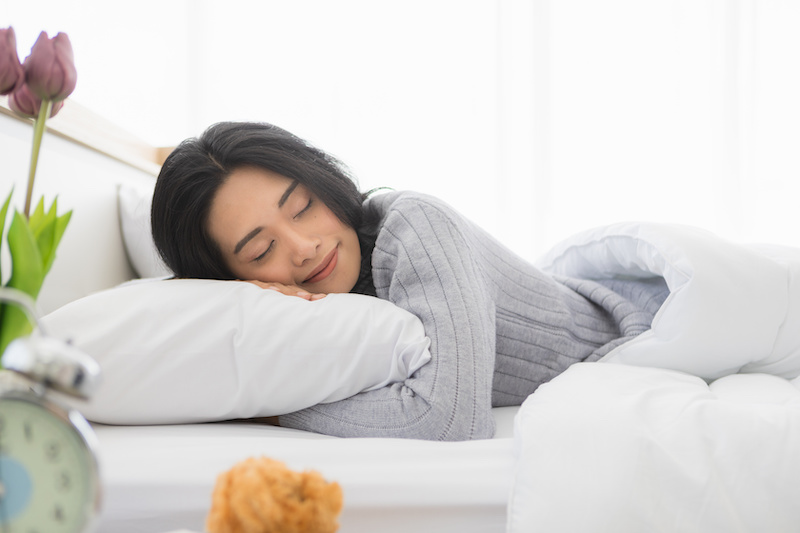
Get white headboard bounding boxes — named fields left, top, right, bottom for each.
left=0, top=109, right=160, bottom=315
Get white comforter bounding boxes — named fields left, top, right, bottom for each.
left=508, top=223, right=800, bottom=532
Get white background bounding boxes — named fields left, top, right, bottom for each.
left=2, top=0, right=798, bottom=260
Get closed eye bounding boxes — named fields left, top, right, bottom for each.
left=251, top=194, right=312, bottom=263
left=294, top=198, right=313, bottom=219
left=253, top=241, right=274, bottom=263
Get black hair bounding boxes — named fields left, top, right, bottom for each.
left=151, top=121, right=369, bottom=280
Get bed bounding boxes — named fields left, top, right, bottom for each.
left=3, top=108, right=800, bottom=533
left=95, top=410, right=518, bottom=533
left=1, top=109, right=520, bottom=533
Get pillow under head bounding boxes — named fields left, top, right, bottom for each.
left=41, top=278, right=431, bottom=424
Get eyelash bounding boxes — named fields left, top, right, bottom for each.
left=252, top=198, right=314, bottom=263
left=295, top=197, right=313, bottom=219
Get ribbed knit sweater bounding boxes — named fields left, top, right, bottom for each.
left=279, top=191, right=668, bottom=440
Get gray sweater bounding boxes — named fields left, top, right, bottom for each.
left=279, top=191, right=668, bottom=440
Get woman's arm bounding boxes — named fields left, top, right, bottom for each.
left=278, top=194, right=497, bottom=440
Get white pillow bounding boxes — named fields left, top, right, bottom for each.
left=40, top=278, right=431, bottom=425
left=117, top=182, right=173, bottom=278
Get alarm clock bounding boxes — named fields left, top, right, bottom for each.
left=0, top=288, right=102, bottom=533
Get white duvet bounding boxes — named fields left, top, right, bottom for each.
left=508, top=223, right=800, bottom=532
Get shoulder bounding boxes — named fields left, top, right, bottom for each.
left=363, top=191, right=480, bottom=256
left=364, top=190, right=463, bottom=224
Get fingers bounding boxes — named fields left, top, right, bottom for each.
left=243, top=280, right=327, bottom=300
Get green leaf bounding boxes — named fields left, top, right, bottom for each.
left=34, top=200, right=57, bottom=274
left=0, top=189, right=12, bottom=284
left=7, top=210, right=45, bottom=299
left=0, top=211, right=45, bottom=355
left=28, top=196, right=46, bottom=234
left=0, top=190, right=11, bottom=237
left=45, top=210, right=72, bottom=276
left=0, top=190, right=11, bottom=347
left=54, top=209, right=72, bottom=245
left=0, top=304, right=34, bottom=357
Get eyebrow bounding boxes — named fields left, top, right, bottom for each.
left=233, top=180, right=299, bottom=255
left=278, top=180, right=299, bottom=208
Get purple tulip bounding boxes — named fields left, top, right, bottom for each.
left=23, top=31, right=77, bottom=102
left=0, top=26, right=24, bottom=95
left=8, top=83, right=64, bottom=119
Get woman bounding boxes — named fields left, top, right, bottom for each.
left=152, top=121, right=669, bottom=440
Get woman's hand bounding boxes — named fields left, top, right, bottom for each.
left=245, top=280, right=327, bottom=301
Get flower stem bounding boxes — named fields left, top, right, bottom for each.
left=23, top=99, right=52, bottom=219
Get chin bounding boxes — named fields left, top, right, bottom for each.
left=318, top=276, right=357, bottom=295
left=318, top=267, right=360, bottom=295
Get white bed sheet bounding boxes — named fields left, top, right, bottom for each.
left=93, top=406, right=518, bottom=533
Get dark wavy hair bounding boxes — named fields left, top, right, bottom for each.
left=151, top=121, right=368, bottom=279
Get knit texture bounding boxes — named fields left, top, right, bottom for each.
left=279, top=192, right=668, bottom=440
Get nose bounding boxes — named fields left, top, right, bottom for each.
left=283, top=228, right=320, bottom=266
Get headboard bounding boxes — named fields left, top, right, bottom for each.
left=0, top=107, right=160, bottom=315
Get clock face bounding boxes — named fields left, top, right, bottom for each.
left=0, top=394, right=99, bottom=533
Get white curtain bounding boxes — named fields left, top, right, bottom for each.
left=3, top=0, right=798, bottom=260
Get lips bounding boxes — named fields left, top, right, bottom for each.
left=304, top=247, right=338, bottom=284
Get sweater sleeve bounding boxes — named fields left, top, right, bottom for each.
left=278, top=194, right=497, bottom=440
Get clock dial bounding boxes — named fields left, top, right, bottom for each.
left=0, top=395, right=99, bottom=533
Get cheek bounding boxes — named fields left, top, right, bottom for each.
left=316, top=210, right=347, bottom=232
left=241, top=263, right=294, bottom=285
left=342, top=229, right=363, bottom=287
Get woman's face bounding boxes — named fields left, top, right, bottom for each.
left=207, top=166, right=362, bottom=294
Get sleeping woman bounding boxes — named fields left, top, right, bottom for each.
left=151, top=121, right=669, bottom=441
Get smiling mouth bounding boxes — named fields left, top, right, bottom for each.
left=304, top=247, right=338, bottom=284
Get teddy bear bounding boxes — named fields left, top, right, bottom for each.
left=206, top=456, right=343, bottom=533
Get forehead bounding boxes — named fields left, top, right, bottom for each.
left=217, top=166, right=293, bottom=198
left=208, top=167, right=296, bottom=239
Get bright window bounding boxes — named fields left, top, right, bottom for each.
left=3, top=0, right=798, bottom=258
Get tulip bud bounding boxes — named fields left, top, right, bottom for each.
left=0, top=26, right=24, bottom=95
left=8, top=83, right=64, bottom=119
left=24, top=31, right=77, bottom=102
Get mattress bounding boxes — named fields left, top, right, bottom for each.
left=93, top=406, right=519, bottom=533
